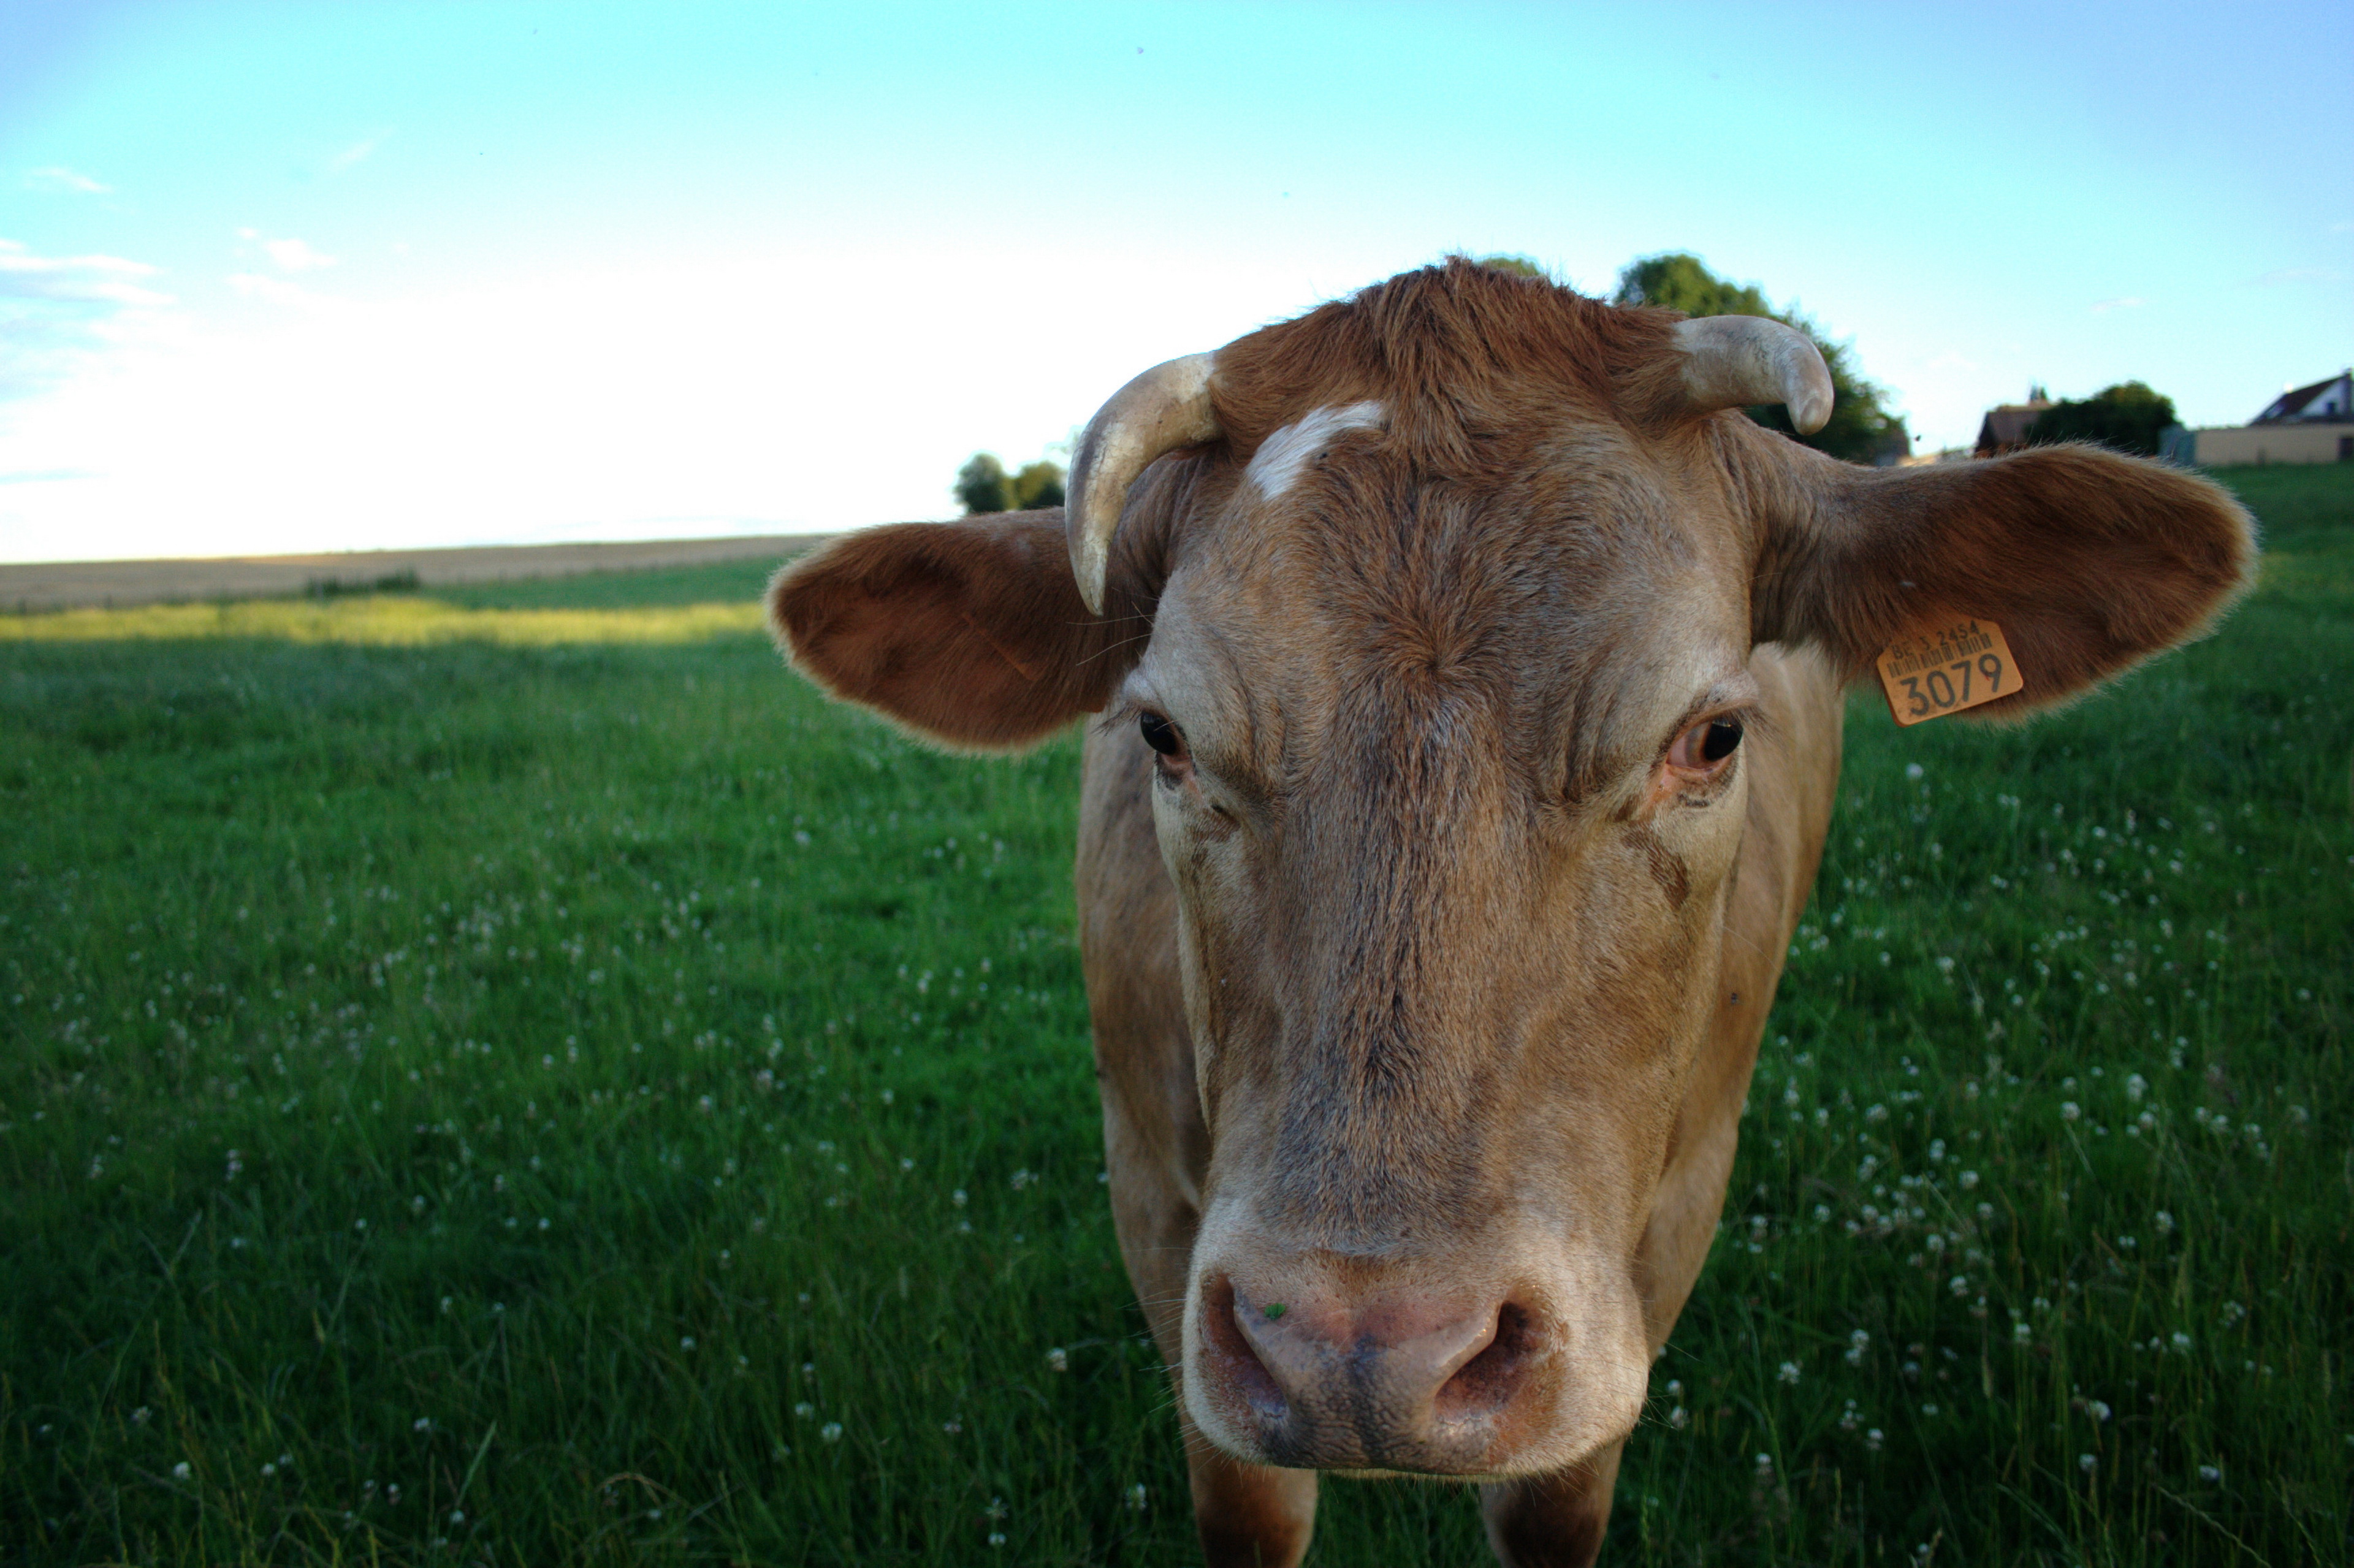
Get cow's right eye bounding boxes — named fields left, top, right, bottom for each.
left=1140, top=711, right=1186, bottom=757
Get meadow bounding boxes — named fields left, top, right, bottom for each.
left=2, top=464, right=2348, bottom=1566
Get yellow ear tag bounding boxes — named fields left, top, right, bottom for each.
left=1875, top=617, right=2018, bottom=726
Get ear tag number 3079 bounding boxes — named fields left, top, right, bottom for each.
left=1875, top=618, right=2017, bottom=727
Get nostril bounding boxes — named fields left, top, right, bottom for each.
left=1436, top=1301, right=1539, bottom=1419
left=1200, top=1274, right=1287, bottom=1420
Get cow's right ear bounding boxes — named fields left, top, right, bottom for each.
left=769, top=509, right=1139, bottom=752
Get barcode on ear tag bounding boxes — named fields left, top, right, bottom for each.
left=1876, top=618, right=2017, bottom=726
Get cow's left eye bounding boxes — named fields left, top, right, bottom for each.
left=1667, top=716, right=1743, bottom=774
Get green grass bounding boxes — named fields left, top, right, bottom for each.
left=1, top=463, right=2347, bottom=1565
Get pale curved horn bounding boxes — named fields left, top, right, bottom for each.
left=1065, top=352, right=1220, bottom=615
left=1672, top=316, right=1834, bottom=435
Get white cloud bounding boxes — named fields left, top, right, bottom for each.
left=23, top=166, right=112, bottom=195
left=0, top=240, right=167, bottom=305
left=0, top=240, right=178, bottom=404
left=327, top=129, right=395, bottom=174
left=2090, top=297, right=2146, bottom=313
left=2255, top=266, right=2346, bottom=286
left=262, top=237, right=337, bottom=273
left=226, top=272, right=334, bottom=309
left=0, top=243, right=1324, bottom=560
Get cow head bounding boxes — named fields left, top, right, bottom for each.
left=772, top=261, right=2253, bottom=1480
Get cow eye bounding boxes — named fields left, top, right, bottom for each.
left=1667, top=715, right=1743, bottom=773
left=1139, top=711, right=1186, bottom=757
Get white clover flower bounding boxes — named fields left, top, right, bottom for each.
left=820, top=1423, right=842, bottom=1443
left=1126, top=1483, right=1148, bottom=1512
left=2086, top=1400, right=2111, bottom=1422
left=1959, top=1170, right=1979, bottom=1190
left=173, top=1461, right=192, bottom=1480
left=2061, top=1102, right=2081, bottom=1122
left=1046, top=1347, right=1068, bottom=1373
left=2198, top=1464, right=2222, bottom=1483
left=2155, top=1210, right=2175, bottom=1236
left=2079, top=1453, right=2097, bottom=1473
left=1777, top=1361, right=1800, bottom=1385
left=2171, top=1331, right=2193, bottom=1353
left=793, top=1401, right=816, bottom=1418
left=2013, top=1322, right=2033, bottom=1345
left=1865, top=1428, right=1884, bottom=1452
left=2125, top=1073, right=2147, bottom=1103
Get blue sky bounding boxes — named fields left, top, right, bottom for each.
left=2, top=0, right=2347, bottom=562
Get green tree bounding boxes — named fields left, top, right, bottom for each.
left=1613, top=253, right=1910, bottom=465
left=2026, top=381, right=2176, bottom=457
left=1472, top=254, right=1552, bottom=282
left=954, top=453, right=1012, bottom=515
left=1010, top=460, right=1065, bottom=510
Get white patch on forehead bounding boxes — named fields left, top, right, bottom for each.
left=1243, top=401, right=1385, bottom=500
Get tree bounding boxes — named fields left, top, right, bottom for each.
left=1010, top=460, right=1065, bottom=510
left=955, top=452, right=1065, bottom=514
left=2026, top=382, right=2176, bottom=457
left=1612, top=253, right=1909, bottom=466
left=954, top=453, right=1012, bottom=514
left=1472, top=254, right=1552, bottom=282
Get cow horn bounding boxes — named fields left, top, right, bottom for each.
left=1065, top=352, right=1221, bottom=616
left=1671, top=316, right=1834, bottom=435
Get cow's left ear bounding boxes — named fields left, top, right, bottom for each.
left=1742, top=435, right=2257, bottom=715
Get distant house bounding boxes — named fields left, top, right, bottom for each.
left=1973, top=386, right=2052, bottom=457
left=2162, top=370, right=2354, bottom=466
left=2253, top=370, right=2353, bottom=425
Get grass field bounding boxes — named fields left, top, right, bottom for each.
left=3, top=463, right=2349, bottom=1566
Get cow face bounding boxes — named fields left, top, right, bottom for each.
left=772, top=261, right=2253, bottom=1485
left=1119, top=409, right=1764, bottom=1475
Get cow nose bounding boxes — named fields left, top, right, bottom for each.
left=1197, top=1271, right=1544, bottom=1472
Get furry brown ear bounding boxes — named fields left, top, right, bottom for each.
left=769, top=509, right=1136, bottom=750
left=1744, top=436, right=2257, bottom=715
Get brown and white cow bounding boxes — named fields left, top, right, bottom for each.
left=771, top=260, right=2252, bottom=1567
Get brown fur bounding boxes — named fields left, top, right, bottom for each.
left=772, top=259, right=2255, bottom=1566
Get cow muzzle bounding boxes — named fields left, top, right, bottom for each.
left=1189, top=1260, right=1629, bottom=1476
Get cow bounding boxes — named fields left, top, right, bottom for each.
left=768, top=259, right=2253, bottom=1567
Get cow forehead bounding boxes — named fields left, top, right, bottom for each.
left=1139, top=413, right=1752, bottom=734
left=1243, top=402, right=1388, bottom=501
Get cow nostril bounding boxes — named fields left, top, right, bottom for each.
left=1200, top=1274, right=1287, bottom=1420
left=1437, top=1301, right=1539, bottom=1418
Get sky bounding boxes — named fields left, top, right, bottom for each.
left=1, top=0, right=2347, bottom=564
